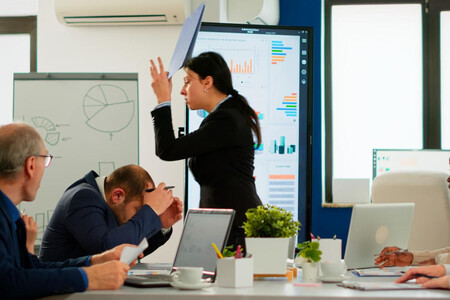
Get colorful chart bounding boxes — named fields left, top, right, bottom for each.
left=276, top=93, right=298, bottom=118
left=271, top=40, right=293, bottom=64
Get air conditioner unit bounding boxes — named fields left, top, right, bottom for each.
left=55, top=0, right=187, bottom=26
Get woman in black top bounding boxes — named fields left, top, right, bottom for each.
left=150, top=52, right=262, bottom=247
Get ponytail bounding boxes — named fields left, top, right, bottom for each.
left=231, top=93, right=262, bottom=147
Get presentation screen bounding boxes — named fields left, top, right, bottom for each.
left=185, top=23, right=313, bottom=236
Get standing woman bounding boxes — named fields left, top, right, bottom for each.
left=149, top=52, right=262, bottom=248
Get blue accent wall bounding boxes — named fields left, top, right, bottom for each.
left=279, top=0, right=352, bottom=253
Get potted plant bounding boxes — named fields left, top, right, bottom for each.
left=243, top=204, right=300, bottom=274
left=295, top=241, right=322, bottom=282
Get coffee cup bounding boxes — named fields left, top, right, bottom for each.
left=320, top=260, right=347, bottom=277
left=172, top=267, right=203, bottom=285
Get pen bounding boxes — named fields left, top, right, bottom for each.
left=211, top=242, right=224, bottom=259
left=294, top=282, right=322, bottom=287
left=401, top=272, right=438, bottom=279
left=414, top=273, right=438, bottom=279
left=374, top=249, right=409, bottom=256
left=145, top=186, right=175, bottom=192
left=235, top=245, right=242, bottom=259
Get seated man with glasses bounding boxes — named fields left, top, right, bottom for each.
left=40, top=163, right=182, bottom=262
left=0, top=122, right=139, bottom=298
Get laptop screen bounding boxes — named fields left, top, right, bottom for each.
left=173, top=209, right=235, bottom=274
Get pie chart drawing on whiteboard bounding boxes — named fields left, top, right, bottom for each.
left=31, top=116, right=60, bottom=146
left=83, top=84, right=135, bottom=138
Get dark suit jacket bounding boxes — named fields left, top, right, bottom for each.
left=152, top=97, right=262, bottom=229
left=40, top=171, right=171, bottom=262
left=0, top=190, right=87, bottom=299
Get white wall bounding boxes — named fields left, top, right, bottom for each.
left=0, top=0, right=37, bottom=16
left=38, top=0, right=187, bottom=263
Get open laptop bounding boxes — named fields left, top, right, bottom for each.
left=125, top=208, right=235, bottom=287
left=344, top=203, right=415, bottom=269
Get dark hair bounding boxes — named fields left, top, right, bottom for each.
left=105, top=165, right=154, bottom=204
left=184, top=52, right=262, bottom=146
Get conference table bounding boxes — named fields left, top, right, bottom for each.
left=43, top=270, right=450, bottom=300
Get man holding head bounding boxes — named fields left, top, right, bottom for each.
left=40, top=164, right=182, bottom=262
left=0, top=123, right=136, bottom=299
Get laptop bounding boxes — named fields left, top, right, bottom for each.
left=125, top=208, right=235, bottom=287
left=344, top=203, right=415, bottom=269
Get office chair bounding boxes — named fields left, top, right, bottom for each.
left=371, top=171, right=450, bottom=250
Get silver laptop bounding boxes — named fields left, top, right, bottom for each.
left=125, top=208, right=235, bottom=287
left=344, top=203, right=415, bottom=269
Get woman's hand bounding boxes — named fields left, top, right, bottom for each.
left=422, top=275, right=450, bottom=289
left=374, top=246, right=413, bottom=268
left=150, top=57, right=172, bottom=104
left=396, top=265, right=446, bottom=284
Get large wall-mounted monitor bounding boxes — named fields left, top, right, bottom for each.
left=185, top=22, right=313, bottom=240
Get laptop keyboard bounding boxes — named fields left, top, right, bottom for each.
left=134, top=274, right=173, bottom=282
left=143, top=263, right=173, bottom=271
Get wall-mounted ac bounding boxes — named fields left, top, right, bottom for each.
left=55, top=0, right=187, bottom=26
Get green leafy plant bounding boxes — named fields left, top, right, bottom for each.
left=297, top=241, right=322, bottom=263
left=222, top=245, right=237, bottom=257
left=243, top=204, right=300, bottom=238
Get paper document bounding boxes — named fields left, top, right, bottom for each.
left=338, top=281, right=426, bottom=291
left=120, top=238, right=148, bottom=265
left=127, top=270, right=156, bottom=276
left=353, top=267, right=404, bottom=277
left=167, top=2, right=205, bottom=78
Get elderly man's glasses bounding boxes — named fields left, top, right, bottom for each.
left=34, top=154, right=53, bottom=168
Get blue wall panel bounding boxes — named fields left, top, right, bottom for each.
left=279, top=0, right=352, bottom=253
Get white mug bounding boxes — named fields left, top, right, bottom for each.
left=320, top=260, right=347, bottom=277
left=172, top=267, right=203, bottom=285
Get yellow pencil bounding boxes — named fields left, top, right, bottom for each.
left=211, top=242, right=224, bottom=259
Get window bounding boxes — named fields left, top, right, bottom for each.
left=0, top=16, right=37, bottom=125
left=440, top=10, right=450, bottom=149
left=324, top=0, right=449, bottom=203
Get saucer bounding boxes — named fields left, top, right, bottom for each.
left=170, top=279, right=212, bottom=290
left=317, top=275, right=350, bottom=283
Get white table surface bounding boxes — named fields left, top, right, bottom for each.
left=43, top=270, right=450, bottom=300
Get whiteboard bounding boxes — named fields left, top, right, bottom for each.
left=13, top=73, right=139, bottom=244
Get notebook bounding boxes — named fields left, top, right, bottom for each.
left=344, top=203, right=415, bottom=269
left=338, top=281, right=425, bottom=291
left=125, top=208, right=235, bottom=287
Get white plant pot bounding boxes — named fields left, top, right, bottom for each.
left=245, top=237, right=289, bottom=274
left=288, top=235, right=297, bottom=259
left=301, top=261, right=319, bottom=282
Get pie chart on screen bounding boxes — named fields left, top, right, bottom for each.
left=83, top=84, right=135, bottom=134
